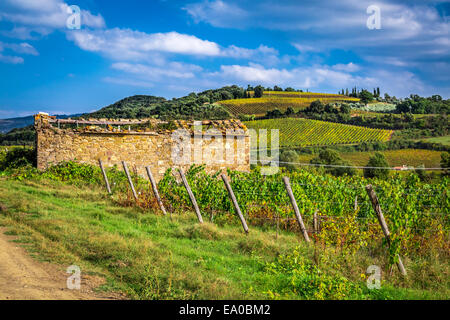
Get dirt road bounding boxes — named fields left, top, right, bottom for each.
left=0, top=228, right=120, bottom=300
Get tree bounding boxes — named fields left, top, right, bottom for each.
left=254, top=85, right=264, bottom=98
left=310, top=149, right=356, bottom=177
left=285, top=107, right=295, bottom=116
left=415, top=164, right=428, bottom=181
left=280, top=150, right=299, bottom=171
left=265, top=108, right=283, bottom=118
left=359, top=90, right=374, bottom=104
left=306, top=100, right=325, bottom=113
left=273, top=85, right=283, bottom=91
left=364, top=152, right=389, bottom=179
left=340, top=103, right=351, bottom=114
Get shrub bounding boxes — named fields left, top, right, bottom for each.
left=364, top=152, right=389, bottom=179
left=441, top=152, right=450, bottom=176
left=280, top=150, right=298, bottom=172
left=359, top=90, right=374, bottom=104
left=310, top=149, right=356, bottom=177
left=0, top=147, right=36, bottom=171
left=263, top=247, right=365, bottom=300
left=254, top=85, right=264, bottom=98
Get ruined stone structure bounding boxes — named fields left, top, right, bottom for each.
left=35, top=113, right=250, bottom=181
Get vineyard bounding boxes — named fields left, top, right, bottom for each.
left=297, top=149, right=444, bottom=168
left=2, top=159, right=449, bottom=299
left=219, top=92, right=359, bottom=116
left=244, top=118, right=393, bottom=148
left=10, top=161, right=448, bottom=260
left=136, top=165, right=448, bottom=265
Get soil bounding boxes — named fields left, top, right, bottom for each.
left=0, top=228, right=124, bottom=300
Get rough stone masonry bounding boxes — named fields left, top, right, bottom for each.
left=35, top=113, right=250, bottom=181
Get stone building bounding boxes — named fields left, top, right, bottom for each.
left=35, top=113, right=250, bottom=181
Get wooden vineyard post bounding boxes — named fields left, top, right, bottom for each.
left=221, top=174, right=249, bottom=234
left=313, top=208, right=319, bottom=233
left=98, top=159, right=111, bottom=194
left=365, top=184, right=407, bottom=276
left=283, top=177, right=310, bottom=242
left=178, top=169, right=203, bottom=224
left=354, top=196, right=358, bottom=211
left=145, top=166, right=167, bottom=215
left=122, top=161, right=138, bottom=201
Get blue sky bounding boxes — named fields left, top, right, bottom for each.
left=0, top=0, right=449, bottom=118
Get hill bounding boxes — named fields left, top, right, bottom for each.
left=0, top=113, right=83, bottom=146
left=84, top=88, right=360, bottom=120
left=219, top=91, right=359, bottom=116
left=0, top=115, right=35, bottom=134
left=84, top=86, right=247, bottom=120
left=0, top=113, right=82, bottom=133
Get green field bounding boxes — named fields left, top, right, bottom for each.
left=420, top=136, right=450, bottom=146
left=244, top=118, right=393, bottom=148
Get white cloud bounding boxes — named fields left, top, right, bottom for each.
left=111, top=62, right=202, bottom=80
left=291, top=44, right=321, bottom=53
left=0, top=41, right=37, bottom=63
left=0, top=0, right=105, bottom=37
left=332, top=63, right=360, bottom=72
left=183, top=0, right=249, bottom=28
left=185, top=0, right=450, bottom=72
left=222, top=44, right=277, bottom=59
left=0, top=26, right=47, bottom=40
left=5, top=0, right=62, bottom=12
left=365, top=56, right=409, bottom=67
left=67, top=28, right=221, bottom=59
left=0, top=53, right=24, bottom=64
left=217, top=63, right=293, bottom=83
left=0, top=42, right=38, bottom=55
left=67, top=27, right=282, bottom=65
left=212, top=62, right=379, bottom=91
left=103, top=77, right=154, bottom=88
left=222, top=44, right=281, bottom=65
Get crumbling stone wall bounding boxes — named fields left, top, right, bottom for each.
left=35, top=114, right=250, bottom=181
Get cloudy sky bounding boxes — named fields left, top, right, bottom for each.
left=0, top=0, right=449, bottom=118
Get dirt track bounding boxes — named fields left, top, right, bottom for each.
left=0, top=228, right=120, bottom=300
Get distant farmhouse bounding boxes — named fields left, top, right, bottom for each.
left=35, top=113, right=250, bottom=181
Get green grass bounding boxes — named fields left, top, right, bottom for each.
left=0, top=177, right=447, bottom=300
left=419, top=136, right=450, bottom=146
